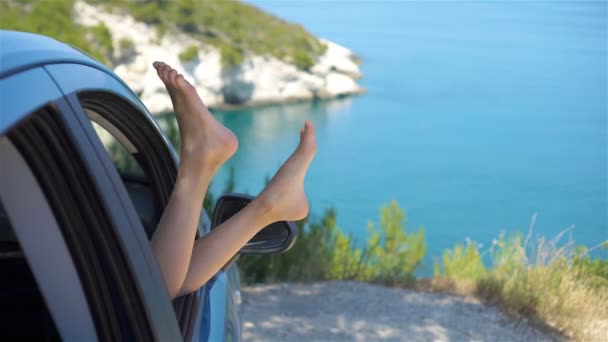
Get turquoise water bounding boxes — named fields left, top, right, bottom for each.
left=205, top=1, right=607, bottom=264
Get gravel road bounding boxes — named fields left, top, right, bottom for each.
left=242, top=281, right=561, bottom=342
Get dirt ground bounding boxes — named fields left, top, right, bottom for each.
left=241, top=281, right=562, bottom=342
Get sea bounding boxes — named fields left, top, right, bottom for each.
left=163, top=1, right=608, bottom=267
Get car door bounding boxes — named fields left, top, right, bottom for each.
left=43, top=62, right=238, bottom=341
left=0, top=67, right=174, bottom=340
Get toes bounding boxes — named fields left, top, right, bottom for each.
left=156, top=67, right=165, bottom=82
left=156, top=64, right=168, bottom=80
left=174, top=75, right=197, bottom=98
left=175, top=73, right=184, bottom=85
left=299, top=121, right=316, bottom=154
left=175, top=74, right=187, bottom=90
left=152, top=61, right=201, bottom=106
left=168, top=69, right=178, bottom=86
left=154, top=61, right=167, bottom=72
left=161, top=65, right=172, bottom=81
left=302, top=121, right=315, bottom=138
left=154, top=62, right=189, bottom=90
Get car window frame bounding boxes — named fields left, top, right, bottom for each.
left=3, top=99, right=157, bottom=339
left=44, top=62, right=208, bottom=340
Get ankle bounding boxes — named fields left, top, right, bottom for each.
left=251, top=192, right=279, bottom=226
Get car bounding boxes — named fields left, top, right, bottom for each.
left=0, top=30, right=296, bottom=341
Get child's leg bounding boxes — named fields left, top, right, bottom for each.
left=150, top=62, right=238, bottom=299
left=177, top=121, right=316, bottom=296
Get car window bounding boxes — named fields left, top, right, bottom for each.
left=88, top=117, right=160, bottom=239
left=77, top=91, right=205, bottom=328
left=78, top=91, right=181, bottom=243
left=91, top=121, right=145, bottom=177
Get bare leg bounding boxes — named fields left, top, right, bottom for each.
left=178, top=121, right=316, bottom=296
left=150, top=62, right=238, bottom=299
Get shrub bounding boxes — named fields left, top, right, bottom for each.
left=218, top=44, right=245, bottom=67
left=178, top=45, right=199, bottom=63
left=90, top=22, right=114, bottom=55
left=128, top=2, right=163, bottom=24
left=572, top=243, right=608, bottom=289
left=237, top=200, right=427, bottom=285
left=360, top=201, right=426, bottom=285
left=119, top=37, right=134, bottom=50
left=434, top=240, right=486, bottom=280
left=436, top=229, right=608, bottom=341
left=292, top=50, right=314, bottom=71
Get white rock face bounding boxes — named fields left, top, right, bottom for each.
left=74, top=1, right=364, bottom=114
left=312, top=39, right=362, bottom=79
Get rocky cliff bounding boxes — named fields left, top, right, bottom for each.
left=74, top=1, right=364, bottom=114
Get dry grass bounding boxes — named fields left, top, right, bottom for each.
left=417, top=268, right=608, bottom=341
left=478, top=265, right=607, bottom=341
left=427, top=217, right=608, bottom=341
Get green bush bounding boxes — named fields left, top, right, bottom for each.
left=171, top=0, right=199, bottom=33
left=434, top=240, right=486, bottom=280
left=292, top=50, right=314, bottom=71
left=178, top=45, right=200, bottom=63
left=128, top=2, right=163, bottom=24
left=90, top=22, right=114, bottom=55
left=238, top=200, right=426, bottom=285
left=119, top=37, right=134, bottom=50
left=360, top=201, right=426, bottom=284
left=218, top=44, right=245, bottom=67
left=573, top=243, right=608, bottom=289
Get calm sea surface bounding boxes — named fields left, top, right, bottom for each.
left=164, top=1, right=607, bottom=264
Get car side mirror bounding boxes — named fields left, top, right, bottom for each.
left=211, top=193, right=297, bottom=254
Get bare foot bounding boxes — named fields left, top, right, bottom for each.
left=153, top=61, right=237, bottom=171
left=257, top=121, right=317, bottom=222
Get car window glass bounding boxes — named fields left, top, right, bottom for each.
left=91, top=121, right=145, bottom=177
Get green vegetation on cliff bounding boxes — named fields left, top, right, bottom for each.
left=91, top=0, right=326, bottom=68
left=0, top=0, right=111, bottom=64
left=178, top=45, right=200, bottom=63
left=1, top=0, right=326, bottom=69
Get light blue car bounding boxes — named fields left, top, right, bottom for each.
left=0, top=30, right=296, bottom=341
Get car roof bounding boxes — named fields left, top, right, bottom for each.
left=0, top=30, right=150, bottom=135
left=0, top=30, right=108, bottom=78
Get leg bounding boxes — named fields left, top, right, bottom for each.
left=178, top=121, right=316, bottom=296
left=150, top=62, right=238, bottom=299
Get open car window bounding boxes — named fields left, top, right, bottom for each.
left=91, top=120, right=145, bottom=178
left=76, top=91, right=203, bottom=333
left=88, top=117, right=159, bottom=239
